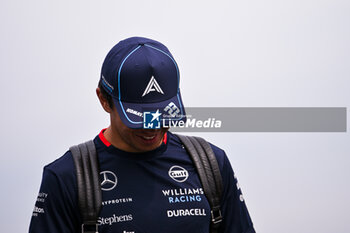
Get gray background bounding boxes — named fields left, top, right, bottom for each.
left=1, top=0, right=349, bottom=232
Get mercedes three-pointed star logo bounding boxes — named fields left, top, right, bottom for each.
left=100, top=171, right=117, bottom=191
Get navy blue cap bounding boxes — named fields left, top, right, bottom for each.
left=100, top=37, right=186, bottom=128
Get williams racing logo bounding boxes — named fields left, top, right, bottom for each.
left=168, top=166, right=189, bottom=183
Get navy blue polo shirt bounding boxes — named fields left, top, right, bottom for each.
left=29, top=131, right=255, bottom=233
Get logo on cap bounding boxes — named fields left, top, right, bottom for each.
left=164, top=102, right=180, bottom=117
left=142, top=76, right=164, bottom=97
left=143, top=110, right=162, bottom=129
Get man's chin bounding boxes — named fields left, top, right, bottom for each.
left=132, top=133, right=164, bottom=152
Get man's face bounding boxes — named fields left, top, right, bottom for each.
left=109, top=105, right=168, bottom=153
left=97, top=87, right=168, bottom=153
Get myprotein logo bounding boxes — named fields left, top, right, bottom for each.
left=168, top=166, right=189, bottom=183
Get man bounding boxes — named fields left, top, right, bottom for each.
left=29, top=37, right=255, bottom=233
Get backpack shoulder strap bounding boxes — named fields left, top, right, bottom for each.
left=175, top=134, right=223, bottom=233
left=70, top=140, right=102, bottom=233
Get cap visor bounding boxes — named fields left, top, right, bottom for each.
left=113, top=93, right=186, bottom=129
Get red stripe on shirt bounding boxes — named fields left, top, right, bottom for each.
left=163, top=132, right=167, bottom=144
left=99, top=128, right=111, bottom=147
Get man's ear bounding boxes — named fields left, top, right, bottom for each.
left=96, top=87, right=113, bottom=113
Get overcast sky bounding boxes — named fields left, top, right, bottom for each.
left=1, top=0, right=349, bottom=232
